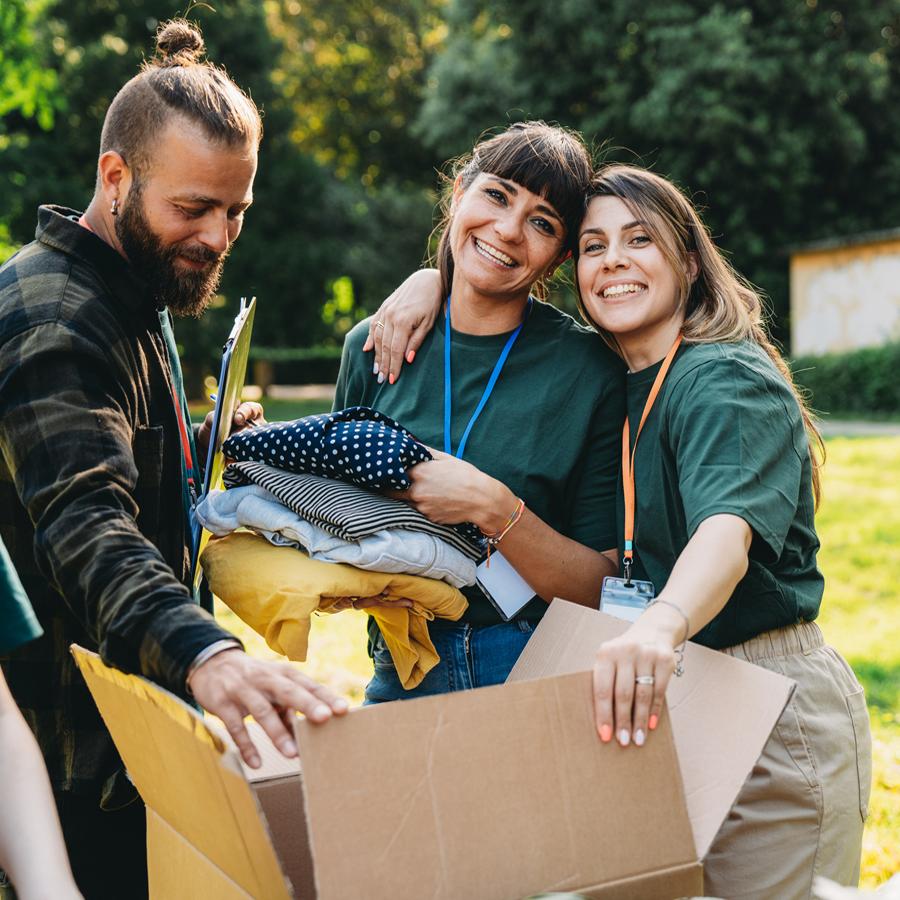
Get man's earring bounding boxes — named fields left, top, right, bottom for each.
left=110, top=198, right=119, bottom=216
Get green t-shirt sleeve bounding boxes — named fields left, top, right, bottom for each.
left=565, top=373, right=625, bottom=553
left=0, top=536, right=43, bottom=653
left=666, top=358, right=805, bottom=562
left=333, top=320, right=374, bottom=413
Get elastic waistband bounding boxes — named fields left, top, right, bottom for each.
left=719, top=621, right=824, bottom=662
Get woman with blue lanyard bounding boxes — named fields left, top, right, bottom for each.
left=334, top=122, right=625, bottom=702
left=366, top=162, right=870, bottom=896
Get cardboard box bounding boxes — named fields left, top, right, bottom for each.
left=71, top=600, right=793, bottom=899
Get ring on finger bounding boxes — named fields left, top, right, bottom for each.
left=374, top=320, right=385, bottom=330
left=634, top=675, right=656, bottom=685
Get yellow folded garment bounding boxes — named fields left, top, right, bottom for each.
left=201, top=531, right=468, bottom=689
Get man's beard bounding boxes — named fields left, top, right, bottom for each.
left=115, top=186, right=228, bottom=318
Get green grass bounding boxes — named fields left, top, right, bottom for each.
left=212, top=417, right=899, bottom=886
left=813, top=438, right=900, bottom=886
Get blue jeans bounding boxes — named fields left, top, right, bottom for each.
left=364, top=618, right=536, bottom=704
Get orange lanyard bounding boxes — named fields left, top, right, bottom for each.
left=621, top=335, right=683, bottom=583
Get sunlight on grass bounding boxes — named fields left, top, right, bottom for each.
left=214, top=433, right=900, bottom=886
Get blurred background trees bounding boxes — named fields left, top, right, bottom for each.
left=2, top=0, right=899, bottom=379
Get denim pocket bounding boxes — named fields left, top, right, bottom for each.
left=516, top=619, right=536, bottom=634
left=845, top=688, right=873, bottom=822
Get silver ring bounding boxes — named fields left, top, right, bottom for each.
left=374, top=320, right=385, bottom=330
left=634, top=675, right=656, bottom=685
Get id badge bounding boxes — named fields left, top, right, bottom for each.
left=599, top=576, right=655, bottom=623
left=476, top=551, right=536, bottom=622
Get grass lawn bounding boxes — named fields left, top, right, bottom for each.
left=208, top=397, right=899, bottom=886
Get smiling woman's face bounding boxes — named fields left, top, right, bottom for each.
left=448, top=172, right=566, bottom=302
left=576, top=194, right=684, bottom=342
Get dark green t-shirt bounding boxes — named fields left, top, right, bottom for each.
left=0, top=535, right=42, bottom=653
left=622, top=340, right=823, bottom=649
left=335, top=300, right=626, bottom=626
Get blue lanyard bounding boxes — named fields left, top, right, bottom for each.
left=444, top=296, right=532, bottom=459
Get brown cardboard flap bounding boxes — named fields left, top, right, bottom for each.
left=71, top=646, right=292, bottom=900
left=507, top=600, right=796, bottom=859
left=147, top=809, right=255, bottom=900
left=295, top=671, right=697, bottom=900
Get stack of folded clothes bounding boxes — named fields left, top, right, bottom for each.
left=199, top=407, right=485, bottom=689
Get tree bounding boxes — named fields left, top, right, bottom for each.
left=416, top=0, right=900, bottom=342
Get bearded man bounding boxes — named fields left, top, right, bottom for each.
left=0, top=20, right=346, bottom=900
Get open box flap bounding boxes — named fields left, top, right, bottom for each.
left=295, top=670, right=697, bottom=900
left=70, top=646, right=292, bottom=900
left=507, top=600, right=796, bottom=859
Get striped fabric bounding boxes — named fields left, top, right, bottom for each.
left=223, top=461, right=484, bottom=560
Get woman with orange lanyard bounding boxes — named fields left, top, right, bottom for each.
left=574, top=165, right=871, bottom=898
left=370, top=163, right=871, bottom=897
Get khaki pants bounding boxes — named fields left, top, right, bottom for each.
left=704, top=622, right=872, bottom=900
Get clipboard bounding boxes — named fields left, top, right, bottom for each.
left=190, top=296, right=256, bottom=590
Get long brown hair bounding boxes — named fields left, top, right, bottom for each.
left=576, top=164, right=824, bottom=503
left=432, top=121, right=593, bottom=300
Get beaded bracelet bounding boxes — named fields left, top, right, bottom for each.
left=480, top=497, right=526, bottom=565
left=648, top=598, right=690, bottom=677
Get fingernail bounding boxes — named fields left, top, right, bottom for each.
left=373, top=362, right=379, bottom=375
left=248, top=753, right=261, bottom=768
left=377, top=373, right=385, bottom=384
left=389, top=373, right=395, bottom=385
left=634, top=728, right=645, bottom=747
left=599, top=724, right=612, bottom=742
left=618, top=729, right=630, bottom=747
left=334, top=698, right=349, bottom=713
left=313, top=703, right=331, bottom=720
left=406, top=350, right=415, bottom=364
left=280, top=737, right=297, bottom=756
left=649, top=714, right=658, bottom=731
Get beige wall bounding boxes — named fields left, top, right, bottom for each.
left=790, top=237, right=900, bottom=356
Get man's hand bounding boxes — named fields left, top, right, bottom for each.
left=187, top=649, right=348, bottom=768
left=196, top=400, right=266, bottom=461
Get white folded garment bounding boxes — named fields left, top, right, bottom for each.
left=195, top=486, right=477, bottom=588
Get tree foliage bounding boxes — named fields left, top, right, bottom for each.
left=417, top=0, right=900, bottom=338
left=2, top=0, right=899, bottom=365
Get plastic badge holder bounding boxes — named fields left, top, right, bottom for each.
left=599, top=575, right=655, bottom=623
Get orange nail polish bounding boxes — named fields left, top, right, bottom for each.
left=649, top=714, right=658, bottom=731
left=599, top=724, right=612, bottom=742
left=406, top=350, right=416, bottom=364
left=389, top=373, right=395, bottom=385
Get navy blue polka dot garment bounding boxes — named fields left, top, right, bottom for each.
left=222, top=406, right=432, bottom=491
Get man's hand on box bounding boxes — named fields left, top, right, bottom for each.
left=187, top=649, right=348, bottom=768
left=196, top=400, right=266, bottom=461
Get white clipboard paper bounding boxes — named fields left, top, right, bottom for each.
left=190, top=296, right=256, bottom=586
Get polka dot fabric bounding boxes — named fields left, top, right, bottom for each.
left=222, top=406, right=432, bottom=491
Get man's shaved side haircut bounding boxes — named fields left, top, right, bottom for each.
left=98, top=19, right=262, bottom=183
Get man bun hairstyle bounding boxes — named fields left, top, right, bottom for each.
left=99, top=19, right=262, bottom=182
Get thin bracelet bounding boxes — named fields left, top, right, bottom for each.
left=480, top=497, right=525, bottom=565
left=648, top=598, right=690, bottom=677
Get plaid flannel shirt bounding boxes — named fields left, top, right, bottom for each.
left=0, top=206, right=236, bottom=804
